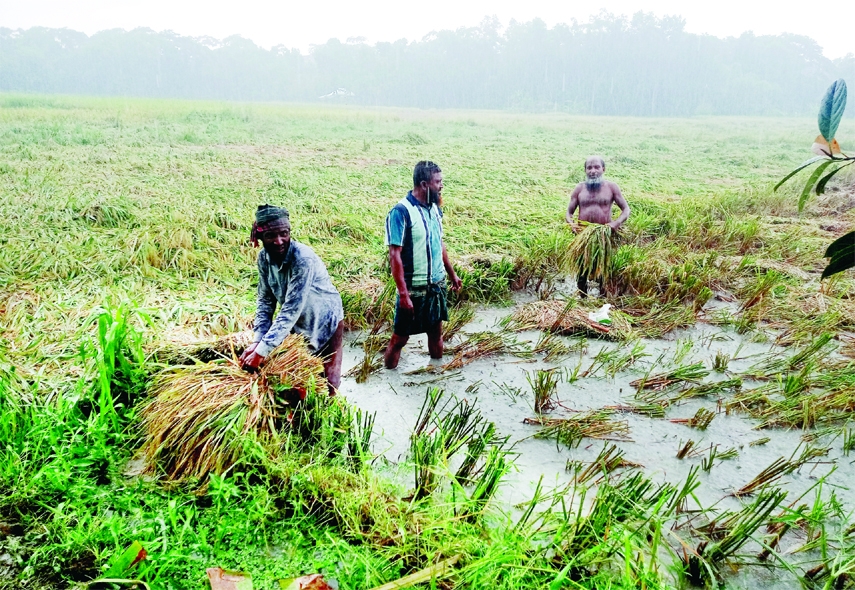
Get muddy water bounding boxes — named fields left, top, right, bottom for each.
left=339, top=295, right=849, bottom=587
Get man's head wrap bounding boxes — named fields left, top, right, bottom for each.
left=251, top=204, right=290, bottom=247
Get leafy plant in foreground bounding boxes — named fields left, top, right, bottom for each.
left=775, top=78, right=854, bottom=279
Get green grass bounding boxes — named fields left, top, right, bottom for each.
left=1, top=94, right=855, bottom=589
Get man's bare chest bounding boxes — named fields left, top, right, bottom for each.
left=580, top=189, right=615, bottom=208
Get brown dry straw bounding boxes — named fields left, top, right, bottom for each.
left=138, top=334, right=326, bottom=483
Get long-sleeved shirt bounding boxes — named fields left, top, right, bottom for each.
left=252, top=240, right=344, bottom=357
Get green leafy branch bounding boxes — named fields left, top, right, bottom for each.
left=776, top=79, right=854, bottom=279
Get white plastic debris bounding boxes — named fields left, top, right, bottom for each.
left=588, top=304, right=612, bottom=326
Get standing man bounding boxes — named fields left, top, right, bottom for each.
left=566, top=156, right=630, bottom=297
left=384, top=161, right=462, bottom=369
left=239, top=204, right=344, bottom=393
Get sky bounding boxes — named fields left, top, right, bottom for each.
left=2, top=0, right=854, bottom=59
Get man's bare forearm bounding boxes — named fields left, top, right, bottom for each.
left=613, top=207, right=630, bottom=227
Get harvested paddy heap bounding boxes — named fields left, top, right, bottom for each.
left=0, top=96, right=854, bottom=589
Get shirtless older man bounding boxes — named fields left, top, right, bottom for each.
left=565, top=156, right=630, bottom=297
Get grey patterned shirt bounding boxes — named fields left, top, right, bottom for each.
left=252, top=240, right=344, bottom=357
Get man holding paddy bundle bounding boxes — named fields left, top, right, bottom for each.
left=383, top=161, right=462, bottom=369
left=239, top=204, right=344, bottom=393
left=565, top=156, right=630, bottom=298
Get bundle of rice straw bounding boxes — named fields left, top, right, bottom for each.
left=138, top=334, right=326, bottom=483
left=509, top=300, right=634, bottom=341
left=567, top=223, right=615, bottom=283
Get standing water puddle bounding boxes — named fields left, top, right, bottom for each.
left=339, top=297, right=851, bottom=588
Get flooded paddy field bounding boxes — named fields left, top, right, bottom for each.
left=342, top=293, right=855, bottom=588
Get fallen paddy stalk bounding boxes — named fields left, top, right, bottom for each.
left=603, top=403, right=666, bottom=418
left=746, top=332, right=835, bottom=379
left=525, top=410, right=631, bottom=448
left=631, top=362, right=710, bottom=393
left=441, top=331, right=531, bottom=371
left=567, top=442, right=640, bottom=484
left=670, top=407, right=716, bottom=430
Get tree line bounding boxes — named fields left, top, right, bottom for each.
left=2, top=13, right=854, bottom=116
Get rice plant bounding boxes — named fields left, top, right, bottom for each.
left=701, top=445, right=717, bottom=472
left=567, top=442, right=640, bottom=484
left=683, top=488, right=787, bottom=585
left=442, top=303, right=475, bottom=342
left=346, top=408, right=376, bottom=469
left=676, top=439, right=698, bottom=459
left=712, top=350, right=731, bottom=373
left=671, top=407, right=716, bottom=430
left=746, top=332, right=835, bottom=379
left=844, top=429, right=855, bottom=455
left=459, top=447, right=511, bottom=522
left=735, top=457, right=797, bottom=496
left=581, top=339, right=647, bottom=378
left=526, top=368, right=560, bottom=414
left=533, top=331, right=577, bottom=362
left=508, top=299, right=634, bottom=341
left=455, top=422, right=501, bottom=484
left=603, top=403, right=666, bottom=418
left=632, top=362, right=710, bottom=393
left=409, top=388, right=497, bottom=499
left=526, top=410, right=631, bottom=448
left=567, top=223, right=615, bottom=284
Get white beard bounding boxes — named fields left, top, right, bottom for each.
left=585, top=176, right=603, bottom=191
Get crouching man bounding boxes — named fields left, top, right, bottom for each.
left=239, top=205, right=344, bottom=393
left=383, top=161, right=462, bottom=369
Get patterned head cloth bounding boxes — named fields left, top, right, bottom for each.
left=251, top=204, right=290, bottom=247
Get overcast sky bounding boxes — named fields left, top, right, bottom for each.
left=2, top=0, right=853, bottom=59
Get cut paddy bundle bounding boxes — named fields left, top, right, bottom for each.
left=138, top=334, right=327, bottom=483
left=508, top=299, right=634, bottom=341
left=568, top=223, right=615, bottom=284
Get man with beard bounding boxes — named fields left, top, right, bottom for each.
left=239, top=204, right=344, bottom=393
left=565, top=156, right=630, bottom=297
left=384, top=161, right=462, bottom=369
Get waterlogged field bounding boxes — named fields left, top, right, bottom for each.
left=0, top=94, right=854, bottom=589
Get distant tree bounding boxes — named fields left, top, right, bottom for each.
left=776, top=79, right=855, bottom=278
left=1, top=19, right=853, bottom=115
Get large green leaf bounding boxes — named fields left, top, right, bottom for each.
left=798, top=159, right=836, bottom=212
left=818, top=79, right=847, bottom=143
left=816, top=161, right=854, bottom=194
left=773, top=156, right=826, bottom=191
left=822, top=230, right=855, bottom=279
